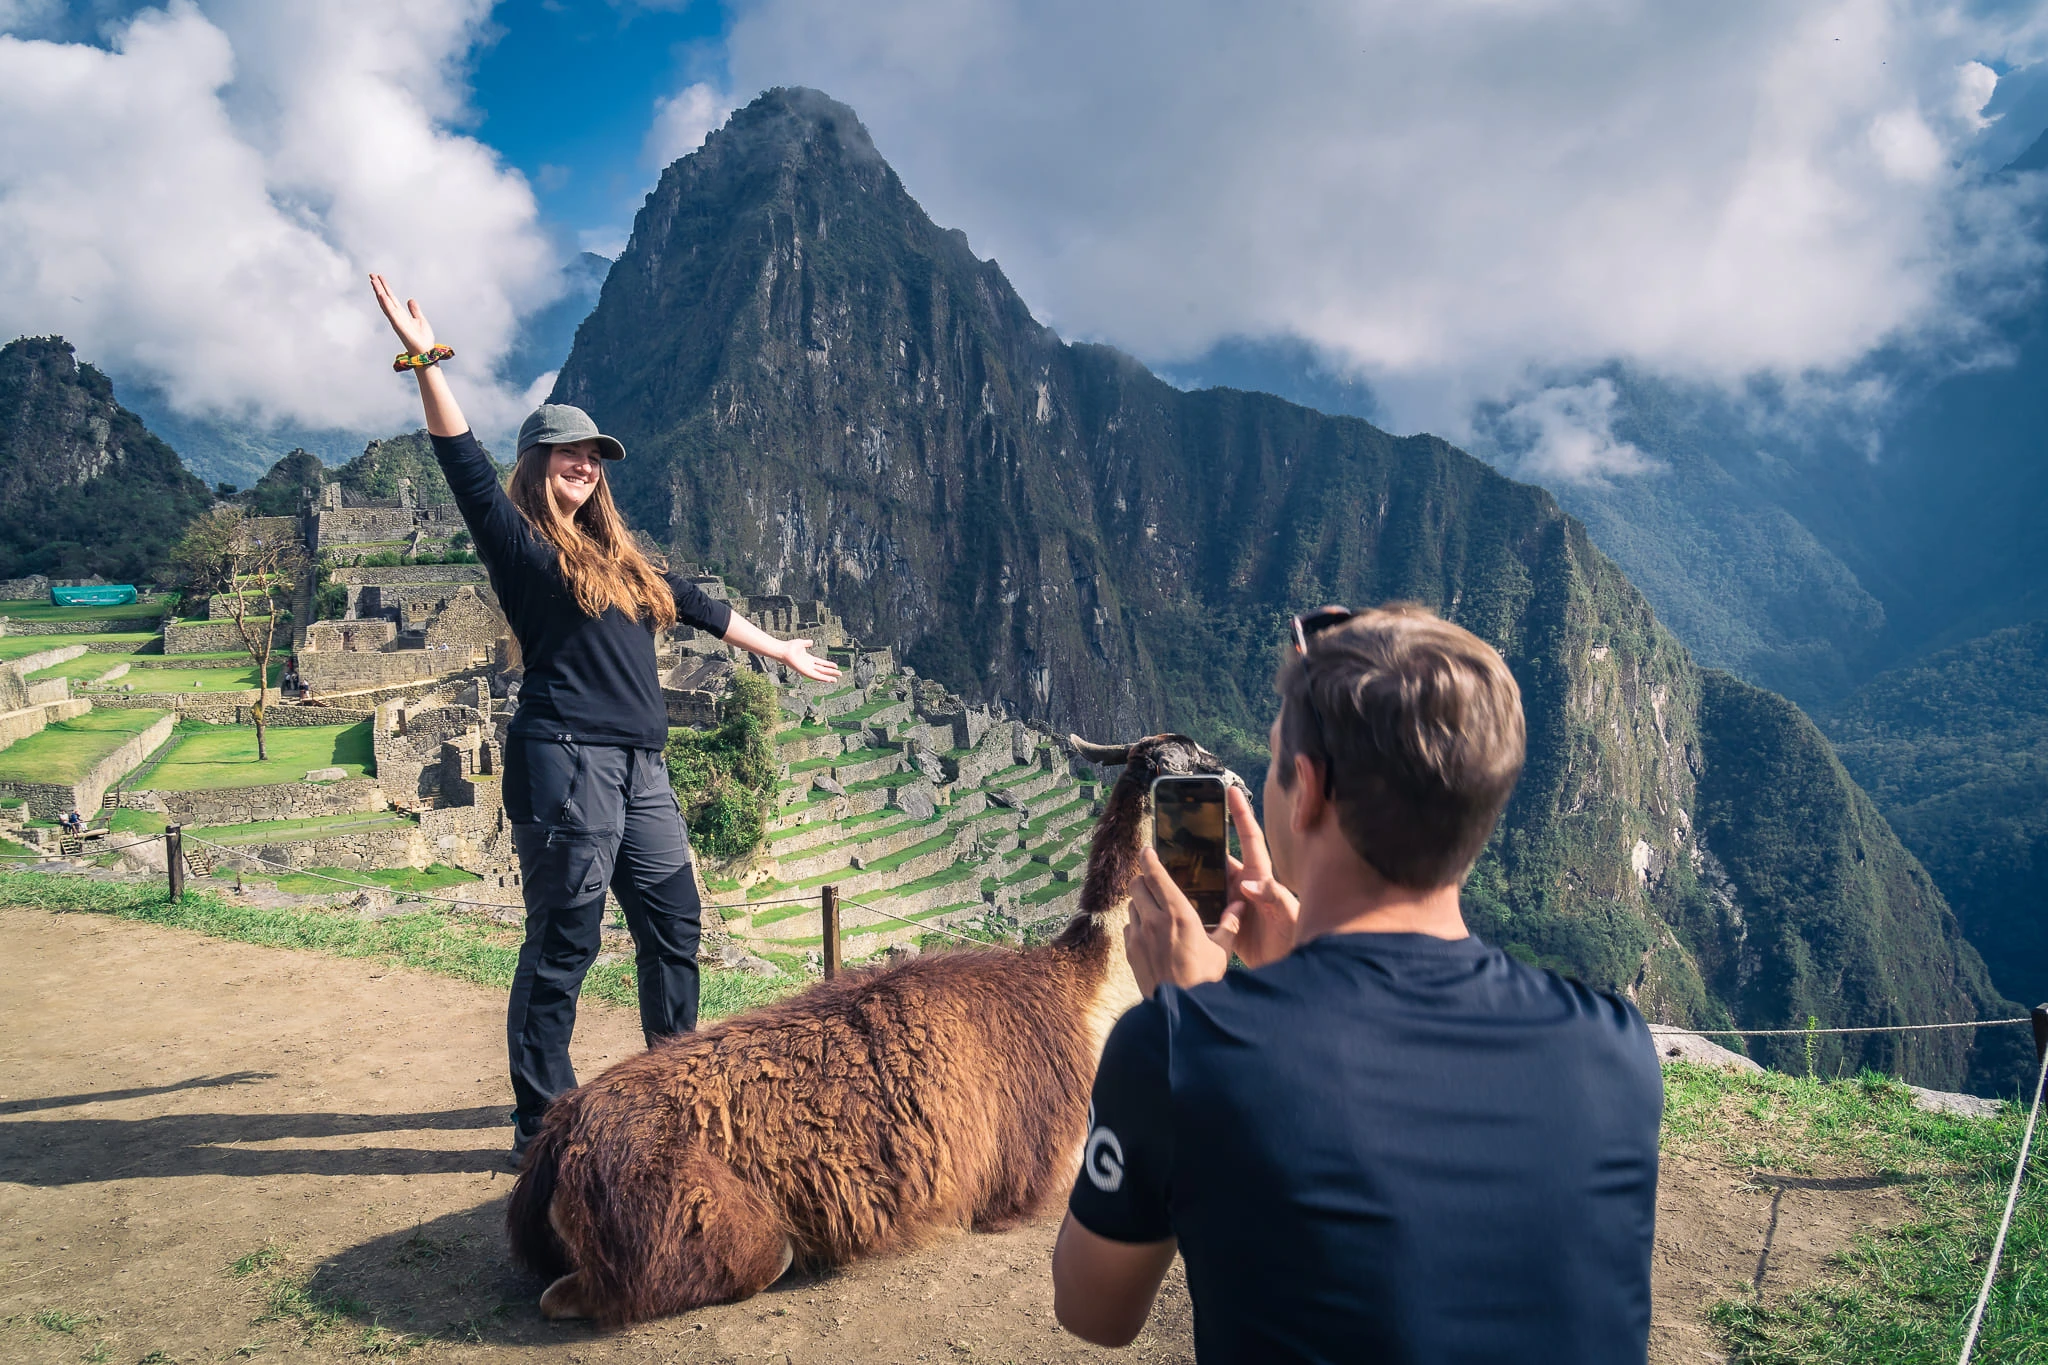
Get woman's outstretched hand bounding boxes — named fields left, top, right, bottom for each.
left=779, top=639, right=843, bottom=683
left=370, top=273, right=436, bottom=357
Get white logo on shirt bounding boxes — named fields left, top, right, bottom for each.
left=1084, top=1101, right=1125, bottom=1193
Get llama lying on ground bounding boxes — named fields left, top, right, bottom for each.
left=507, top=733, right=1237, bottom=1327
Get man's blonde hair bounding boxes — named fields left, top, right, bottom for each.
left=1274, top=603, right=1525, bottom=888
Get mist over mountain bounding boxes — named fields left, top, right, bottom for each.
left=552, top=88, right=2026, bottom=1090
left=0, top=336, right=214, bottom=582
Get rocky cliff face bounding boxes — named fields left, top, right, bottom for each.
left=0, top=336, right=215, bottom=582
left=555, top=89, right=2020, bottom=1090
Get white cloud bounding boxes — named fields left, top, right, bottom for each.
left=1496, top=379, right=1653, bottom=485
left=712, top=0, right=2048, bottom=438
left=0, top=0, right=558, bottom=441
left=645, top=81, right=731, bottom=170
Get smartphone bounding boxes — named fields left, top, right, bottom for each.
left=1151, top=774, right=1230, bottom=927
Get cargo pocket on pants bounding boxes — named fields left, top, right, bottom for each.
left=541, top=827, right=612, bottom=904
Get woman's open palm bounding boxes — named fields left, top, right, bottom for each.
left=370, top=274, right=436, bottom=356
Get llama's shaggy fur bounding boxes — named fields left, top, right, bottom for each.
left=506, top=733, right=1236, bottom=1327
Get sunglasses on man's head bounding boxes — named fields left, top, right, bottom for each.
left=1291, top=605, right=1361, bottom=655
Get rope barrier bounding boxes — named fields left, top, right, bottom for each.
left=0, top=837, right=173, bottom=860
left=841, top=897, right=1011, bottom=948
left=1650, top=1018, right=2031, bottom=1038
left=1956, top=1046, right=2046, bottom=1365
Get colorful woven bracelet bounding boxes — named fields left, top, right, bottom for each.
left=392, top=344, right=455, bottom=373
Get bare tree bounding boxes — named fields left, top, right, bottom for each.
left=171, top=507, right=306, bottom=762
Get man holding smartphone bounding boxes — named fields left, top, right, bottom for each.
left=1051, top=604, right=1662, bottom=1363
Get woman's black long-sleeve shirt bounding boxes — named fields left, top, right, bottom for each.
left=431, top=430, right=732, bottom=750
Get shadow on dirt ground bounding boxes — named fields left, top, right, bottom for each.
left=0, top=904, right=1923, bottom=1365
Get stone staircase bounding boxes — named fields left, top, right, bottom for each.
left=705, top=664, right=1103, bottom=962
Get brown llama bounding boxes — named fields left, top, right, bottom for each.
left=506, top=732, right=1242, bottom=1327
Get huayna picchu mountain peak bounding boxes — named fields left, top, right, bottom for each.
left=553, top=87, right=2030, bottom=1093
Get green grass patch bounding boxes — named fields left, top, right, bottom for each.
left=766, top=805, right=904, bottom=844
left=1663, top=1063, right=2045, bottom=1364
left=871, top=863, right=983, bottom=901
left=194, top=811, right=417, bottom=845
left=0, top=871, right=796, bottom=1021
left=788, top=745, right=887, bottom=775
left=143, top=722, right=372, bottom=790
left=19, top=652, right=144, bottom=682
left=108, top=808, right=168, bottom=837
left=91, top=664, right=280, bottom=692
left=0, top=708, right=168, bottom=784
left=828, top=695, right=906, bottom=727
left=859, top=824, right=957, bottom=873
left=1023, top=796, right=1091, bottom=836
left=0, top=596, right=169, bottom=623
left=775, top=722, right=837, bottom=744
left=0, top=633, right=158, bottom=659
left=218, top=863, right=478, bottom=897
left=1021, top=878, right=1079, bottom=906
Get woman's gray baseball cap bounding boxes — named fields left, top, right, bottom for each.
left=517, top=403, right=625, bottom=461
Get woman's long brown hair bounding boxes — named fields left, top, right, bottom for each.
left=508, top=447, right=678, bottom=628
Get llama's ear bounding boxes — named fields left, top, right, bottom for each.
left=1067, top=734, right=1132, bottom=766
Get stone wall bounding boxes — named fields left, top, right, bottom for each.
left=85, top=695, right=373, bottom=728
left=0, top=698, right=89, bottom=753
left=0, top=710, right=177, bottom=817
left=312, top=505, right=467, bottom=551
left=148, top=776, right=385, bottom=826
left=373, top=699, right=487, bottom=804
left=23, top=678, right=70, bottom=706
left=300, top=647, right=456, bottom=693
left=164, top=618, right=281, bottom=653
left=421, top=587, right=504, bottom=650
left=304, top=619, right=398, bottom=653
left=0, top=615, right=165, bottom=637
left=3, top=645, right=87, bottom=679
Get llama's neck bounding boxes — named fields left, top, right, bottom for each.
left=1074, top=900, right=1144, bottom=1065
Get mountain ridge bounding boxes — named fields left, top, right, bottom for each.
left=551, top=87, right=2025, bottom=1091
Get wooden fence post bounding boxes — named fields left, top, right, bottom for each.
left=821, top=884, right=841, bottom=979
left=2032, top=1004, right=2047, bottom=1100
left=166, top=825, right=184, bottom=902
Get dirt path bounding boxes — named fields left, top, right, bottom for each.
left=0, top=907, right=1901, bottom=1364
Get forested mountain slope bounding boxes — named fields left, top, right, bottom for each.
left=0, top=336, right=214, bottom=583
left=1821, top=620, right=2048, bottom=1009
left=552, top=88, right=2024, bottom=1091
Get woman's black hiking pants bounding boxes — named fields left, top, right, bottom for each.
left=503, top=736, right=702, bottom=1134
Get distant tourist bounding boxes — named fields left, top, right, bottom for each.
left=1052, top=605, right=1662, bottom=1363
left=62, top=809, right=83, bottom=835
left=372, top=274, right=843, bottom=1166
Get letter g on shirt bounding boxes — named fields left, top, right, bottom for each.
left=1084, top=1103, right=1126, bottom=1193
left=1068, top=1003, right=1175, bottom=1245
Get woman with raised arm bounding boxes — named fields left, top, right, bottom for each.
left=371, top=274, right=841, bottom=1164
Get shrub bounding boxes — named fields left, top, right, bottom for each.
left=665, top=669, right=780, bottom=861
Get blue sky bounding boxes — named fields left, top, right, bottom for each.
left=469, top=0, right=726, bottom=255
left=1, top=0, right=2044, bottom=457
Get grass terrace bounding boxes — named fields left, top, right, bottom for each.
left=225, top=863, right=480, bottom=897
left=0, top=596, right=170, bottom=623
left=32, top=657, right=281, bottom=691
left=194, top=811, right=417, bottom=845
left=0, top=633, right=157, bottom=659
left=141, top=722, right=373, bottom=790
left=0, top=709, right=169, bottom=785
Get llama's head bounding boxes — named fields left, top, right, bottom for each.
left=1064, top=733, right=1249, bottom=917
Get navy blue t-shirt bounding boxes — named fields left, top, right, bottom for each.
left=1068, top=932, right=1662, bottom=1364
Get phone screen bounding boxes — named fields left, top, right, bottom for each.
left=1152, top=775, right=1230, bottom=927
